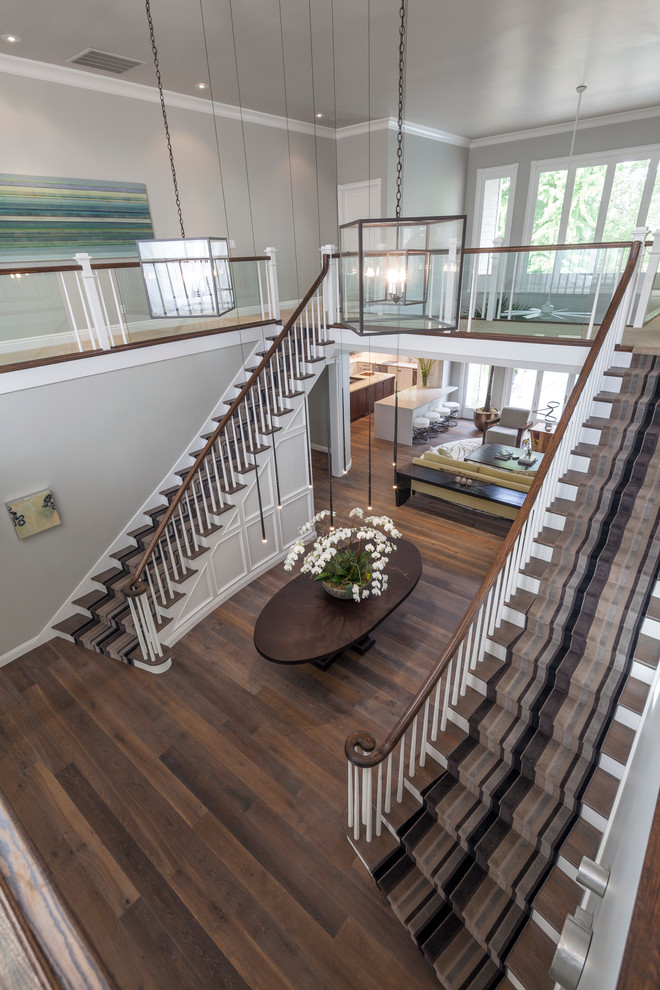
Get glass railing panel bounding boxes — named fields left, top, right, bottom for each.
left=461, top=244, right=631, bottom=339
left=104, top=259, right=273, bottom=346
left=0, top=269, right=90, bottom=367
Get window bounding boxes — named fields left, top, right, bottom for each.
left=465, top=363, right=491, bottom=410
left=526, top=147, right=660, bottom=246
left=473, top=165, right=518, bottom=261
left=506, top=368, right=572, bottom=420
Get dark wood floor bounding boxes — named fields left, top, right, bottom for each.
left=0, top=417, right=507, bottom=990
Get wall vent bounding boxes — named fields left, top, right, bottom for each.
left=67, top=49, right=143, bottom=75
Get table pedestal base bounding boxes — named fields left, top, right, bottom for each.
left=313, top=632, right=376, bottom=670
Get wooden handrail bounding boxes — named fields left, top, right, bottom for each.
left=0, top=255, right=271, bottom=276
left=464, top=239, right=651, bottom=256
left=90, top=255, right=271, bottom=270
left=345, top=238, right=642, bottom=767
left=124, top=254, right=331, bottom=596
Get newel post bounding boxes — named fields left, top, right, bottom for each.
left=632, top=227, right=659, bottom=328
left=264, top=247, right=280, bottom=321
left=321, top=243, right=339, bottom=325
left=74, top=252, right=113, bottom=350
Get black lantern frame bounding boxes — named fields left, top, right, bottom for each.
left=137, top=237, right=235, bottom=319
left=339, top=214, right=466, bottom=336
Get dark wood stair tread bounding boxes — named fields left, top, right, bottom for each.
left=53, top=613, right=94, bottom=637
left=506, top=917, right=556, bottom=990
left=618, top=676, right=649, bottom=715
left=601, top=718, right=636, bottom=767
left=532, top=864, right=582, bottom=935
left=582, top=766, right=619, bottom=820
left=634, top=631, right=660, bottom=669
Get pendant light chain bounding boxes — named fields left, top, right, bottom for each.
left=395, top=0, right=407, bottom=220
left=145, top=0, right=185, bottom=238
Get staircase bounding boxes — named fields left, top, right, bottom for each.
left=363, top=351, right=659, bottom=989
left=53, top=257, right=334, bottom=670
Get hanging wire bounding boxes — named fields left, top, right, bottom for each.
left=198, top=0, right=230, bottom=240
left=278, top=0, right=301, bottom=301
left=331, top=0, right=340, bottom=251
left=308, top=0, right=323, bottom=250
left=145, top=0, right=185, bottom=237
left=568, top=85, right=587, bottom=164
left=227, top=0, right=257, bottom=255
left=395, top=0, right=407, bottom=220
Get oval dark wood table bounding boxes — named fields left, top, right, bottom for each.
left=253, top=539, right=422, bottom=669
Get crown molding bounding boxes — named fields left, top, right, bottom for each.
left=334, top=117, right=469, bottom=148
left=470, top=105, right=660, bottom=148
left=0, top=52, right=337, bottom=138
left=0, top=54, right=471, bottom=148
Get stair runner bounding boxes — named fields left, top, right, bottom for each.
left=373, top=353, right=660, bottom=990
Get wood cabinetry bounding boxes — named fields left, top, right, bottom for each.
left=349, top=376, right=395, bottom=421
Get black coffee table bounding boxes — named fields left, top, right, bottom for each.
left=465, top=443, right=543, bottom=474
left=253, top=539, right=422, bottom=669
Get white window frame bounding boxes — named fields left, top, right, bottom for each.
left=472, top=164, right=518, bottom=248
left=523, top=145, right=660, bottom=246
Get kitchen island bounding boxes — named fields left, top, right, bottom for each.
left=373, top=384, right=458, bottom=444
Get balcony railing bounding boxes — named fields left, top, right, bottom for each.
left=0, top=250, right=282, bottom=370
left=460, top=229, right=658, bottom=340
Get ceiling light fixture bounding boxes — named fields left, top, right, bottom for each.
left=1, top=34, right=21, bottom=43
left=136, top=0, right=234, bottom=319
left=195, top=82, right=208, bottom=90
left=338, top=1, right=466, bottom=336
left=315, top=112, right=323, bottom=118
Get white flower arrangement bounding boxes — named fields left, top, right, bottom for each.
left=283, top=508, right=402, bottom=602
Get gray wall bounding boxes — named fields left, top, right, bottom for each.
left=0, top=342, right=245, bottom=657
left=0, top=69, right=338, bottom=301
left=466, top=113, right=660, bottom=246
left=337, top=126, right=468, bottom=220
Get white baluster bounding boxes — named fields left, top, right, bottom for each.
left=347, top=762, right=354, bottom=830
left=420, top=698, right=430, bottom=767
left=397, top=735, right=406, bottom=804
left=385, top=753, right=393, bottom=814
left=364, top=769, right=373, bottom=842
left=376, top=763, right=383, bottom=837
left=409, top=716, right=417, bottom=778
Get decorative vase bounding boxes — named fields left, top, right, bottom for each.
left=473, top=408, right=500, bottom=433
left=322, top=580, right=358, bottom=600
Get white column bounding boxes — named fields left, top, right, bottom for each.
left=74, top=252, right=112, bottom=350
left=632, top=228, right=659, bottom=328
left=618, top=227, right=647, bottom=336
left=443, top=237, right=459, bottom=325
left=485, top=236, right=503, bottom=321
left=321, top=243, right=338, bottom=324
left=327, top=354, right=351, bottom=477
left=264, top=247, right=280, bottom=320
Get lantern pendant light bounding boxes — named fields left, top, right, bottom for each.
left=137, top=0, right=235, bottom=319
left=339, top=1, right=466, bottom=336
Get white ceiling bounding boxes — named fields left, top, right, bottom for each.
left=1, top=0, right=660, bottom=140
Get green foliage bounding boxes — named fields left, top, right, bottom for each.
left=417, top=357, right=436, bottom=386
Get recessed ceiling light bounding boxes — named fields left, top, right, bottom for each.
left=1, top=34, right=21, bottom=43
left=195, top=82, right=208, bottom=90
left=315, top=112, right=323, bottom=118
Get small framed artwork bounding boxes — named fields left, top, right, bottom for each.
left=6, top=489, right=61, bottom=540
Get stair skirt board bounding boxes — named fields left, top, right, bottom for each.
left=369, top=354, right=660, bottom=990
left=51, top=350, right=320, bottom=669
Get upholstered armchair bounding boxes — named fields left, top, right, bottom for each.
left=484, top=405, right=534, bottom=447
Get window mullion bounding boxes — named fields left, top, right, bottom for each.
left=594, top=163, right=616, bottom=242
left=636, top=157, right=659, bottom=229
left=557, top=166, right=575, bottom=244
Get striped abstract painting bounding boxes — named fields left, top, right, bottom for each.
left=0, top=173, right=154, bottom=261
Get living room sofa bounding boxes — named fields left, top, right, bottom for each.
left=395, top=448, right=537, bottom=519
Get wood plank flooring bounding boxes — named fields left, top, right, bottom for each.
left=0, top=418, right=506, bottom=990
